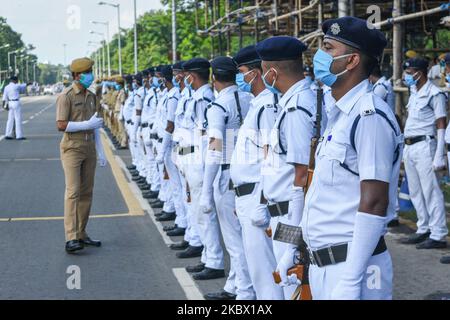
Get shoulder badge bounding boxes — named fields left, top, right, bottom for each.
left=287, top=106, right=297, bottom=112
left=360, top=95, right=376, bottom=117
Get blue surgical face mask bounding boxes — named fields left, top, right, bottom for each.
left=236, top=71, right=255, bottom=93
left=152, top=77, right=161, bottom=89
left=404, top=72, right=420, bottom=87
left=262, top=68, right=281, bottom=94
left=79, top=72, right=94, bottom=89
left=305, top=75, right=312, bottom=83
left=172, top=77, right=180, bottom=88
left=445, top=74, right=450, bottom=83
left=184, top=74, right=193, bottom=90
left=132, top=83, right=138, bottom=90
left=115, top=84, right=122, bottom=91
left=313, top=49, right=352, bottom=87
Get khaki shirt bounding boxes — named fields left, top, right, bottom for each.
left=56, top=83, right=97, bottom=140
left=115, top=89, right=126, bottom=113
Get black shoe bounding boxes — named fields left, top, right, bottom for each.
left=138, top=184, right=150, bottom=191
left=79, top=237, right=102, bottom=247
left=150, top=200, right=164, bottom=209
left=127, top=165, right=136, bottom=170
left=176, top=245, right=203, bottom=259
left=387, top=218, right=400, bottom=228
left=170, top=240, right=190, bottom=251
left=440, top=256, right=450, bottom=264
left=163, top=224, right=178, bottom=232
left=186, top=263, right=205, bottom=273
left=131, top=175, right=143, bottom=182
left=16, top=137, right=26, bottom=140
left=167, top=227, right=186, bottom=237
left=154, top=211, right=164, bottom=217
left=401, top=232, right=431, bottom=244
left=65, top=240, right=84, bottom=253
left=142, top=191, right=159, bottom=199
left=156, top=211, right=176, bottom=222
left=193, top=268, right=226, bottom=281
left=203, top=290, right=236, bottom=300
left=4, top=136, right=13, bottom=140
left=416, top=238, right=447, bottom=249
left=117, top=146, right=128, bottom=150
left=129, top=170, right=139, bottom=177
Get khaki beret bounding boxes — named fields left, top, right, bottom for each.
left=115, top=76, right=124, bottom=85
left=70, top=57, right=94, bottom=73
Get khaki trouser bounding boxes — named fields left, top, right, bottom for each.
left=60, top=134, right=97, bottom=241
left=116, top=114, right=127, bottom=147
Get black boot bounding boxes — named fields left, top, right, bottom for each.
left=176, top=245, right=203, bottom=258
left=192, top=268, right=226, bottom=280
left=65, top=240, right=84, bottom=253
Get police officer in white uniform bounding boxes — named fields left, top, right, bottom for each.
left=179, top=58, right=226, bottom=284
left=231, top=45, right=284, bottom=300
left=256, top=36, right=316, bottom=299
left=168, top=61, right=204, bottom=251
left=401, top=58, right=448, bottom=249
left=2, top=76, right=28, bottom=140
left=199, top=56, right=254, bottom=300
left=369, top=65, right=395, bottom=113
left=279, top=17, right=403, bottom=300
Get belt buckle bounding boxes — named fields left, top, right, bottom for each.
left=275, top=202, right=282, bottom=216
left=327, top=247, right=336, bottom=265
left=235, top=186, right=241, bottom=197
left=308, top=249, right=316, bottom=266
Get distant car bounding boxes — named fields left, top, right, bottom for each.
left=43, top=86, right=53, bottom=95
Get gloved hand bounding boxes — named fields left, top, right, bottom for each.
left=251, top=204, right=271, bottom=229
left=433, top=129, right=446, bottom=171
left=200, top=189, right=215, bottom=214
left=275, top=244, right=299, bottom=287
left=87, top=112, right=104, bottom=130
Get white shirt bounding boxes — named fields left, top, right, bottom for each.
left=262, top=78, right=316, bottom=203
left=2, top=82, right=27, bottom=101
left=174, top=87, right=193, bottom=145
left=134, top=86, right=146, bottom=112
left=404, top=80, right=447, bottom=138
left=154, top=88, right=168, bottom=136
left=122, top=90, right=135, bottom=121
left=207, top=85, right=252, bottom=164
left=372, top=76, right=395, bottom=112
left=302, top=80, right=403, bottom=250
left=230, top=89, right=279, bottom=186
left=142, top=87, right=158, bottom=125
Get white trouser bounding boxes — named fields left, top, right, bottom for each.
left=136, top=127, right=146, bottom=176
left=142, top=127, right=159, bottom=189
left=126, top=122, right=138, bottom=167
left=165, top=147, right=187, bottom=229
left=176, top=154, right=202, bottom=247
left=235, top=182, right=284, bottom=300
left=404, top=139, right=448, bottom=241
left=6, top=101, right=23, bottom=138
left=148, top=138, right=161, bottom=192
left=155, top=140, right=175, bottom=212
left=214, top=168, right=255, bottom=300
left=309, top=250, right=393, bottom=300
left=182, top=151, right=224, bottom=270
left=270, top=204, right=302, bottom=300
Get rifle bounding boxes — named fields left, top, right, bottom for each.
left=272, top=223, right=312, bottom=300
left=305, top=86, right=323, bottom=193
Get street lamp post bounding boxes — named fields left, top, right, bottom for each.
left=91, top=21, right=111, bottom=77
left=90, top=31, right=109, bottom=76
left=98, top=1, right=122, bottom=75
left=0, top=44, right=11, bottom=82
left=88, top=41, right=104, bottom=77
left=134, top=0, right=138, bottom=73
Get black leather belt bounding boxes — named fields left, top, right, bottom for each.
left=150, top=133, right=159, bottom=140
left=178, top=146, right=195, bottom=156
left=9, top=99, right=19, bottom=101
left=221, top=164, right=230, bottom=171
left=234, top=183, right=256, bottom=197
left=141, top=122, right=149, bottom=128
left=404, top=135, right=434, bottom=145
left=126, top=120, right=134, bottom=125
left=447, top=144, right=450, bottom=150
left=150, top=123, right=154, bottom=129
left=268, top=201, right=290, bottom=217
left=309, top=237, right=387, bottom=268
left=158, top=138, right=163, bottom=143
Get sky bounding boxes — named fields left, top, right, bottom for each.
left=0, top=0, right=164, bottom=65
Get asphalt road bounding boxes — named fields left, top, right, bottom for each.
left=0, top=95, right=449, bottom=300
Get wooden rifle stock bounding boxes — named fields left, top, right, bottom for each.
left=305, top=86, right=323, bottom=194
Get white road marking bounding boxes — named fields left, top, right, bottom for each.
left=114, top=155, right=174, bottom=245
left=172, top=268, right=205, bottom=300
left=0, top=135, right=4, bottom=142
left=101, top=128, right=117, bottom=151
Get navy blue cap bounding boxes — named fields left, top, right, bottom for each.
left=10, top=76, right=18, bottom=81
left=403, top=58, right=429, bottom=71
left=172, top=61, right=185, bottom=71
left=256, top=36, right=307, bottom=61
left=142, top=69, right=149, bottom=77
left=160, top=65, right=173, bottom=81
left=182, top=58, right=210, bottom=71
left=133, top=73, right=143, bottom=85
left=124, top=75, right=133, bottom=84
left=445, top=53, right=450, bottom=64
left=211, top=56, right=237, bottom=75
left=234, top=45, right=261, bottom=67
left=322, top=17, right=387, bottom=61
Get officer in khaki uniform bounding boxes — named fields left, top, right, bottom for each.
left=56, top=57, right=106, bottom=253
left=113, top=76, right=127, bottom=149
